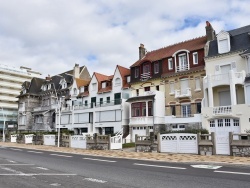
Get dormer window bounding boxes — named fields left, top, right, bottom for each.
left=102, top=82, right=106, bottom=88
left=193, top=52, right=198, bottom=65
left=217, top=31, right=230, bottom=54
left=135, top=67, right=139, bottom=78
left=154, top=62, right=159, bottom=74
left=168, top=58, right=173, bottom=70
left=80, top=86, right=84, bottom=93
left=73, top=88, right=77, bottom=95
left=127, top=76, right=130, bottom=83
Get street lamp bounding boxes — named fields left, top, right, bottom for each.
left=57, top=96, right=64, bottom=147
left=0, top=107, right=6, bottom=142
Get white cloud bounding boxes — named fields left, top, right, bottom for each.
left=0, top=0, right=249, bottom=77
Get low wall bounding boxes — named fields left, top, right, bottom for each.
left=230, top=133, right=250, bottom=157
left=198, top=133, right=215, bottom=156
left=135, top=133, right=158, bottom=152
left=86, top=134, right=110, bottom=150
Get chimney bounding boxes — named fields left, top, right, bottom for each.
left=73, top=63, right=80, bottom=78
left=205, top=21, right=215, bottom=41
left=45, top=74, right=51, bottom=81
left=139, top=44, right=146, bottom=59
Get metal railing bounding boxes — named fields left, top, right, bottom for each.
left=140, top=72, right=151, bottom=81
left=176, top=64, right=189, bottom=72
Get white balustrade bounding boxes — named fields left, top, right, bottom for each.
left=213, top=106, right=232, bottom=115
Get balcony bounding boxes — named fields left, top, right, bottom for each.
left=203, top=71, right=245, bottom=89
left=175, top=88, right=191, bottom=98
left=213, top=105, right=232, bottom=115
left=140, top=72, right=151, bottom=81
left=129, top=116, right=165, bottom=125
left=176, top=64, right=190, bottom=72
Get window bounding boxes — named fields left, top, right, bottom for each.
left=218, top=119, right=223, bottom=127
left=170, top=105, right=176, bottom=116
left=233, top=119, right=239, bottom=126
left=156, top=85, right=159, bottom=91
left=136, top=89, right=139, bottom=96
left=210, top=120, right=215, bottom=127
left=148, top=101, right=153, bottom=116
left=135, top=67, right=139, bottom=78
left=73, top=88, right=77, bottom=95
left=100, top=98, right=103, bottom=105
left=92, top=83, right=97, bottom=91
left=154, top=62, right=159, bottom=74
left=181, top=104, right=191, bottom=117
left=193, top=52, right=198, bottom=65
left=178, top=54, right=188, bottom=68
left=180, top=79, right=189, bottom=95
left=195, top=77, right=201, bottom=90
left=127, top=76, right=131, bottom=83
left=80, top=87, right=84, bottom=93
left=102, top=82, right=106, bottom=88
left=144, top=87, right=150, bottom=91
left=225, top=119, right=231, bottom=127
left=107, top=97, right=110, bottom=103
left=218, top=39, right=229, bottom=54
left=143, top=64, right=150, bottom=74
left=84, top=100, right=88, bottom=106
left=115, top=78, right=121, bottom=86
left=196, top=102, right=201, bottom=114
left=131, top=102, right=146, bottom=117
left=35, top=115, right=43, bottom=123
left=168, top=58, right=173, bottom=70
left=170, top=82, right=174, bottom=94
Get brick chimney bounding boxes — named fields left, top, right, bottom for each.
left=73, top=64, right=80, bottom=78
left=139, top=44, right=146, bottom=59
left=205, top=21, right=215, bottom=41
left=45, top=74, right=51, bottom=81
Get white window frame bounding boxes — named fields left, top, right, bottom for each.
left=193, top=52, right=198, bottom=65
left=178, top=53, right=188, bottom=67
left=168, top=58, right=173, bottom=70
left=181, top=103, right=191, bottom=117
left=102, top=82, right=106, bottom=88
left=92, top=83, right=97, bottom=91
left=115, top=78, right=121, bottom=86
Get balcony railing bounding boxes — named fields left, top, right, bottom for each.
left=213, top=105, right=232, bottom=115
left=176, top=64, right=189, bottom=72
left=175, top=88, right=191, bottom=98
left=140, top=72, right=151, bottom=81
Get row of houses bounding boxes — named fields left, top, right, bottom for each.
left=17, top=22, right=250, bottom=147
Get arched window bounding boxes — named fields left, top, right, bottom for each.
left=115, top=78, right=121, bottom=86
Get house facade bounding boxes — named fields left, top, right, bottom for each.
left=58, top=65, right=130, bottom=135
left=17, top=64, right=90, bottom=131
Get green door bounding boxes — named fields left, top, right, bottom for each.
left=114, top=93, right=121, bottom=105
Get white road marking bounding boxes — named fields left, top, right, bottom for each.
left=27, top=151, right=43, bottom=154
left=84, top=178, right=107, bottom=183
left=7, top=160, right=16, bottom=163
left=134, top=163, right=186, bottom=170
left=0, top=164, right=34, bottom=166
left=214, top=170, right=250, bottom=176
left=191, top=165, right=222, bottom=169
left=10, top=148, right=22, bottom=151
left=83, top=158, right=117, bottom=163
left=50, top=183, right=61, bottom=186
left=35, top=167, right=49, bottom=170
left=0, top=173, right=77, bottom=176
left=50, top=154, right=72, bottom=158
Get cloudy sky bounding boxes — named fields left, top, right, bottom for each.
left=0, top=0, right=249, bottom=77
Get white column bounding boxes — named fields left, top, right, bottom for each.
left=207, top=74, right=214, bottom=107
left=146, top=101, right=148, bottom=117
left=229, top=70, right=237, bottom=105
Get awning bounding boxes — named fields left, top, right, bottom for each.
left=31, top=110, right=50, bottom=116
left=126, top=94, right=155, bottom=102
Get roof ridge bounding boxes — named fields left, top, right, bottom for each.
left=148, top=35, right=206, bottom=53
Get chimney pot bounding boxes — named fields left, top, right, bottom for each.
left=139, top=44, right=146, bottom=60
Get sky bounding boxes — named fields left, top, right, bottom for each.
left=0, top=0, right=249, bottom=77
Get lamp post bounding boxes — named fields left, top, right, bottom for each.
left=0, top=107, right=6, bottom=142
left=57, top=96, right=65, bottom=147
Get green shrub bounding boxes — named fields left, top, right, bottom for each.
left=122, top=142, right=135, bottom=148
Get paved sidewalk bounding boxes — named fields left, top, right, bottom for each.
left=1, top=142, right=250, bottom=166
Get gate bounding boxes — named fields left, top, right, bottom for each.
left=25, top=134, right=34, bottom=144
left=43, top=135, right=56, bottom=146
left=110, top=135, right=122, bottom=150
left=160, top=133, right=198, bottom=154
left=70, top=135, right=86, bottom=149
left=11, top=135, right=17, bottom=143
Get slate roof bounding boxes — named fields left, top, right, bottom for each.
left=18, top=77, right=45, bottom=97
left=207, top=25, right=250, bottom=57
left=63, top=65, right=86, bottom=75
left=131, top=36, right=207, bottom=67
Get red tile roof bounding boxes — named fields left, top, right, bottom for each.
left=117, top=65, right=130, bottom=89
left=97, top=86, right=112, bottom=94
left=131, top=36, right=207, bottom=67
left=77, top=91, right=89, bottom=98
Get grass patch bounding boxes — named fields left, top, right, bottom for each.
left=122, top=142, right=135, bottom=148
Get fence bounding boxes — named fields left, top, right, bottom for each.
left=230, top=133, right=250, bottom=157
left=43, top=135, right=56, bottom=146
left=110, top=135, right=122, bottom=150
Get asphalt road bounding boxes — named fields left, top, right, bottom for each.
left=0, top=146, right=250, bottom=188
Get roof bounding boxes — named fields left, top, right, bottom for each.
left=117, top=65, right=130, bottom=89
left=18, top=77, right=45, bottom=97
left=77, top=91, right=89, bottom=98
left=94, top=72, right=113, bottom=82
left=63, top=65, right=86, bottom=75
left=97, top=86, right=112, bottom=94
left=162, top=66, right=205, bottom=78
left=131, top=36, right=207, bottom=67
left=207, top=25, right=250, bottom=57
left=75, top=78, right=90, bottom=88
